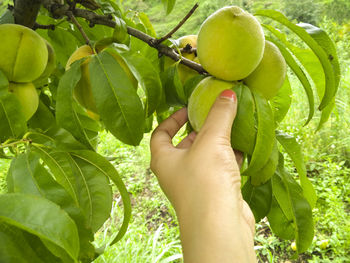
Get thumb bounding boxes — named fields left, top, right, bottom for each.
left=198, top=89, right=237, bottom=142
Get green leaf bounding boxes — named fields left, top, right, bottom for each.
left=28, top=125, right=87, bottom=152
left=162, top=0, right=176, bottom=15
left=89, top=51, right=145, bottom=146
left=113, top=17, right=130, bottom=45
left=56, top=60, right=94, bottom=149
left=0, top=223, right=47, bottom=263
left=47, top=26, right=79, bottom=66
left=264, top=33, right=314, bottom=124
left=231, top=84, right=256, bottom=155
left=271, top=75, right=292, bottom=124
left=317, top=98, right=335, bottom=131
left=28, top=101, right=56, bottom=132
left=161, top=62, right=186, bottom=106
left=250, top=139, right=279, bottom=186
left=68, top=150, right=131, bottom=245
left=7, top=152, right=95, bottom=261
left=271, top=162, right=314, bottom=253
left=137, top=12, right=157, bottom=37
left=118, top=51, right=162, bottom=117
left=183, top=75, right=206, bottom=103
left=267, top=197, right=295, bottom=240
left=0, top=9, right=14, bottom=24
left=0, top=193, right=80, bottom=261
left=243, top=91, right=275, bottom=175
left=276, top=131, right=317, bottom=208
left=0, top=71, right=27, bottom=142
left=30, top=146, right=113, bottom=233
left=297, top=23, right=340, bottom=128
left=298, top=23, right=340, bottom=88
left=255, top=10, right=335, bottom=110
left=242, top=178, right=272, bottom=222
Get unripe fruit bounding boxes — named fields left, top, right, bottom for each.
left=0, top=24, right=48, bottom=82
left=66, top=45, right=137, bottom=114
left=197, top=6, right=265, bottom=81
left=188, top=76, right=236, bottom=131
left=177, top=35, right=199, bottom=84
left=8, top=82, right=39, bottom=120
left=35, top=40, right=56, bottom=82
left=164, top=35, right=199, bottom=84
left=244, top=41, right=286, bottom=100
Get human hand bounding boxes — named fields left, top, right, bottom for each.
left=150, top=90, right=256, bottom=262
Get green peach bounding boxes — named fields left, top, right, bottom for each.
left=0, top=24, right=48, bottom=82
left=188, top=76, right=236, bottom=131
left=8, top=82, right=39, bottom=120
left=165, top=35, right=199, bottom=84
left=35, top=40, right=56, bottom=83
left=244, top=41, right=286, bottom=100
left=197, top=6, right=265, bottom=81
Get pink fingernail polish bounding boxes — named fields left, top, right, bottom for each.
left=220, top=89, right=236, bottom=102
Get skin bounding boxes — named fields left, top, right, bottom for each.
left=0, top=24, right=48, bottom=82
left=150, top=91, right=256, bottom=262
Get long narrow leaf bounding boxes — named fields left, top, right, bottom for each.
left=69, top=150, right=131, bottom=245
left=231, top=84, right=256, bottom=155
left=264, top=33, right=314, bottom=124
left=276, top=131, right=317, bottom=208
left=0, top=193, right=80, bottom=261
left=89, top=51, right=145, bottom=146
left=117, top=51, right=162, bottom=116
left=271, top=163, right=314, bottom=253
left=243, top=91, right=275, bottom=175
left=255, top=10, right=335, bottom=110
left=271, top=75, right=292, bottom=124
left=8, top=152, right=95, bottom=261
left=242, top=178, right=272, bottom=222
left=56, top=60, right=94, bottom=149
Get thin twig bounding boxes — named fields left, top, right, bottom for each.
left=33, top=22, right=55, bottom=30
left=66, top=10, right=91, bottom=46
left=156, top=3, right=199, bottom=44
left=0, top=139, right=31, bottom=149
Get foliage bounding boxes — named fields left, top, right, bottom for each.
left=0, top=0, right=346, bottom=262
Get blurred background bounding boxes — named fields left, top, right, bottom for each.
left=0, top=0, right=349, bottom=262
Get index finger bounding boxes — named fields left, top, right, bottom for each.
left=150, top=107, right=188, bottom=156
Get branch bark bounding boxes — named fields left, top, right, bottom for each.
left=13, top=0, right=43, bottom=28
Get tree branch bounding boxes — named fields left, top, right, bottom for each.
left=13, top=0, right=43, bottom=28
left=155, top=3, right=199, bottom=44
left=66, top=11, right=91, bottom=46
left=33, top=22, right=55, bottom=30
left=40, top=0, right=206, bottom=74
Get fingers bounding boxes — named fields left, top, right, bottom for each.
left=176, top=131, right=197, bottom=149
left=197, top=90, right=238, bottom=143
left=150, top=108, right=188, bottom=156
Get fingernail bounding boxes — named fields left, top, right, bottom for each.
left=220, top=89, right=236, bottom=102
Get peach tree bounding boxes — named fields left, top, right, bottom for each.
left=0, top=0, right=340, bottom=262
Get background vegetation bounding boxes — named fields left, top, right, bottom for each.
left=0, top=0, right=349, bottom=262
